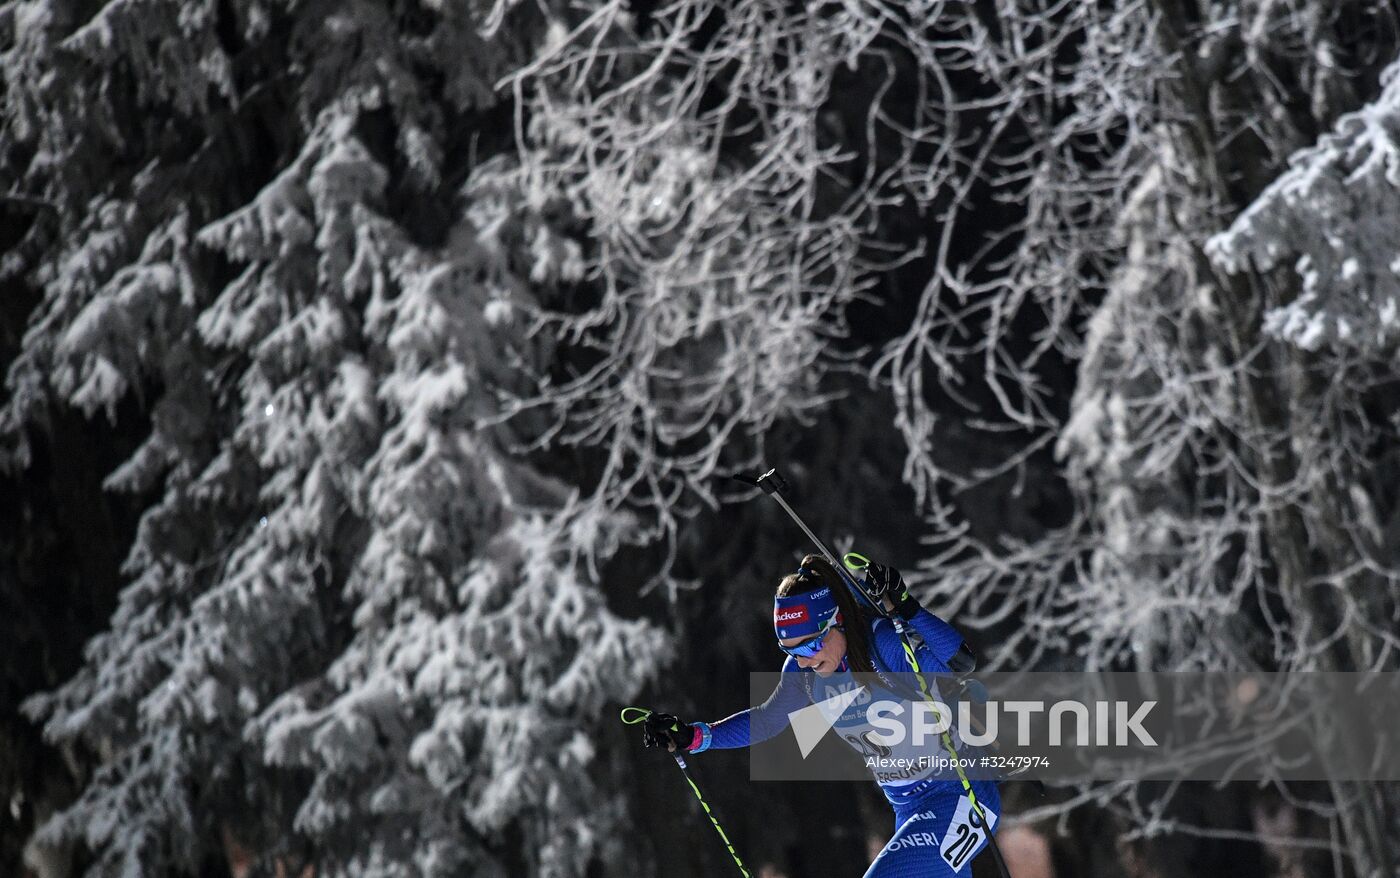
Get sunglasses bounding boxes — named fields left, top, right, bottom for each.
left=779, top=622, right=840, bottom=658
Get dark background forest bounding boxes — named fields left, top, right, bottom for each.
left=5, top=0, right=1400, bottom=876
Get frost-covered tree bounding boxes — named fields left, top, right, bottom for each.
left=0, top=0, right=834, bottom=875
left=1027, top=2, right=1400, bottom=875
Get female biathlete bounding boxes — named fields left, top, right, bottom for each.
left=639, top=554, right=999, bottom=878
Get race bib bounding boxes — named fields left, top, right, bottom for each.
left=938, top=794, right=997, bottom=873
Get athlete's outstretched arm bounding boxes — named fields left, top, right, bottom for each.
left=690, top=657, right=808, bottom=752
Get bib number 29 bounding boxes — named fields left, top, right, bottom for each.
left=939, top=795, right=997, bottom=873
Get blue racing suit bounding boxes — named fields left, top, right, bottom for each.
left=690, top=608, right=1000, bottom=878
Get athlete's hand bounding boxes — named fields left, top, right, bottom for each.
left=864, top=561, right=920, bottom=621
left=642, top=712, right=697, bottom=753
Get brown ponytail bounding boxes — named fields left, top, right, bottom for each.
left=776, top=553, right=876, bottom=675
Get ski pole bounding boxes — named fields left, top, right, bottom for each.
left=734, top=467, right=1014, bottom=878
left=620, top=707, right=752, bottom=878
left=733, top=471, right=901, bottom=618
left=732, top=471, right=914, bottom=636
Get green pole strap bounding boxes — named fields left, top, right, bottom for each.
left=620, top=706, right=752, bottom=878
left=843, top=551, right=871, bottom=572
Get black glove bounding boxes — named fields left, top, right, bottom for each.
left=642, top=712, right=696, bottom=753
left=864, top=561, right=920, bottom=621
